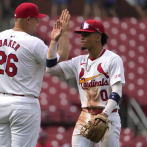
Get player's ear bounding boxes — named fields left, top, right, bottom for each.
left=96, top=33, right=101, bottom=42
left=26, top=17, right=31, bottom=23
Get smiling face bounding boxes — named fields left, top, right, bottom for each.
left=80, top=32, right=101, bottom=50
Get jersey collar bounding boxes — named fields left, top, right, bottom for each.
left=89, top=49, right=106, bottom=61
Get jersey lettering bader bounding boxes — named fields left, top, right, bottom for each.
left=0, top=29, right=49, bottom=97
left=59, top=49, right=125, bottom=108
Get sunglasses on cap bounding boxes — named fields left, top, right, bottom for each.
left=80, top=22, right=102, bottom=34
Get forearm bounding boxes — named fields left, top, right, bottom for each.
left=57, top=32, right=70, bottom=62
left=46, top=64, right=64, bottom=75
left=47, top=41, right=58, bottom=59
left=111, top=82, right=122, bottom=97
left=102, top=82, right=122, bottom=116
left=46, top=44, right=64, bottom=75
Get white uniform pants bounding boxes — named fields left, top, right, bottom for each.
left=0, top=94, right=41, bottom=147
left=72, top=111, right=121, bottom=147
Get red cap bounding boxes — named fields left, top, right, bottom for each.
left=14, top=3, right=46, bottom=18
left=75, top=20, right=105, bottom=34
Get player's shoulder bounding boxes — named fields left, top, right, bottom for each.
left=19, top=33, right=46, bottom=50
left=0, top=29, right=12, bottom=36
left=73, top=54, right=88, bottom=59
left=24, top=34, right=43, bottom=43
left=105, top=49, right=122, bottom=60
left=105, top=49, right=120, bottom=58
left=71, top=54, right=88, bottom=62
left=0, top=29, right=42, bottom=43
left=105, top=49, right=123, bottom=64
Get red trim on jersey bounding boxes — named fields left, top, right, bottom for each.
left=89, top=49, right=106, bottom=61
left=89, top=57, right=96, bottom=61
left=99, top=49, right=106, bottom=57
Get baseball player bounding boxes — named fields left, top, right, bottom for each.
left=46, top=19, right=125, bottom=147
left=0, top=2, right=70, bottom=147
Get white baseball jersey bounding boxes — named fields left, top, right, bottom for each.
left=59, top=49, right=125, bottom=108
left=0, top=29, right=59, bottom=97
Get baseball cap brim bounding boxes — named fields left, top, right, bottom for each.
left=75, top=29, right=96, bottom=34
left=75, top=21, right=101, bottom=34
left=34, top=13, right=46, bottom=18
left=75, top=21, right=105, bottom=34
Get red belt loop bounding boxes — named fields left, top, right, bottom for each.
left=86, top=108, right=117, bottom=115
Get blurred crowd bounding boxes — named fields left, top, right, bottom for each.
left=50, top=0, right=118, bottom=19
left=0, top=0, right=147, bottom=30
left=49, top=0, right=147, bottom=19
left=82, top=0, right=118, bottom=19
left=125, top=0, right=147, bottom=19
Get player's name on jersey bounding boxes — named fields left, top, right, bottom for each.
left=0, top=39, right=20, bottom=51
left=80, top=78, right=109, bottom=90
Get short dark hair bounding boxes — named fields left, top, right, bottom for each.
left=101, top=33, right=109, bottom=46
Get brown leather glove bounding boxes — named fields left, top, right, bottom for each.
left=80, top=114, right=109, bottom=143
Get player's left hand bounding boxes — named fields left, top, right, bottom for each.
left=80, top=113, right=109, bottom=143
left=94, top=112, right=108, bottom=125
left=51, top=20, right=62, bottom=42
left=60, top=9, right=70, bottom=33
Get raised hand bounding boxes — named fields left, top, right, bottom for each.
left=56, top=9, right=70, bottom=62
left=60, top=9, right=70, bottom=33
left=51, top=20, right=62, bottom=42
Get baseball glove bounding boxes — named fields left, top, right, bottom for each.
left=80, top=114, right=110, bottom=143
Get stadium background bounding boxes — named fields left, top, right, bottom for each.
left=0, top=0, right=147, bottom=147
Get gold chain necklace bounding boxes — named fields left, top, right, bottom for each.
left=86, top=48, right=104, bottom=72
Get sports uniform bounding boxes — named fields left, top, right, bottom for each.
left=46, top=20, right=125, bottom=147
left=59, top=49, right=125, bottom=147
left=0, top=2, right=70, bottom=147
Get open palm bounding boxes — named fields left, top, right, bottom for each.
left=51, top=20, right=62, bottom=42
left=60, top=9, right=70, bottom=33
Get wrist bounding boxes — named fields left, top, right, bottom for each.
left=50, top=40, right=58, bottom=43
left=47, top=41, right=58, bottom=59
left=101, top=112, right=108, bottom=117
left=61, top=31, right=69, bottom=35
left=46, top=58, right=57, bottom=68
left=102, top=99, right=117, bottom=116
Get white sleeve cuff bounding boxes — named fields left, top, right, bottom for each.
left=102, top=99, right=117, bottom=116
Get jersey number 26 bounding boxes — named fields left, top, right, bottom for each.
left=0, top=51, right=18, bottom=77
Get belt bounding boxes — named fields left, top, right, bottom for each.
left=85, top=108, right=117, bottom=115
left=0, top=92, right=38, bottom=98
